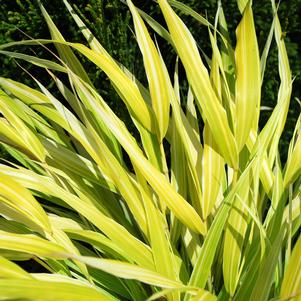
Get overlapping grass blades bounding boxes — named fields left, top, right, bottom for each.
left=0, top=0, right=300, bottom=300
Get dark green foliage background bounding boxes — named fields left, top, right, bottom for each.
left=0, top=0, right=301, bottom=161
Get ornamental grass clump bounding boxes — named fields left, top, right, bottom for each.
left=0, top=0, right=300, bottom=300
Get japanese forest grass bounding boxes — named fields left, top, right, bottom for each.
left=0, top=0, right=301, bottom=300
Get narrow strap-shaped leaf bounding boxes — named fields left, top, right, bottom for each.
left=186, top=88, right=200, bottom=139
left=158, top=0, right=238, bottom=169
left=268, top=0, right=292, bottom=167
left=169, top=61, right=189, bottom=242
left=39, top=2, right=92, bottom=85
left=208, top=27, right=234, bottom=127
left=69, top=43, right=157, bottom=134
left=265, top=157, right=285, bottom=243
left=127, top=0, right=170, bottom=141
left=284, top=116, right=301, bottom=187
left=170, top=94, right=188, bottom=243
left=146, top=287, right=201, bottom=301
left=135, top=170, right=180, bottom=301
left=62, top=0, right=109, bottom=56
left=0, top=50, right=66, bottom=73
left=16, top=100, right=64, bottom=145
left=51, top=72, right=123, bottom=164
left=250, top=226, right=286, bottom=301
left=0, top=256, right=32, bottom=279
left=171, top=58, right=203, bottom=216
left=49, top=225, right=90, bottom=281
left=283, top=192, right=301, bottom=235
left=246, top=130, right=274, bottom=195
left=222, top=179, right=250, bottom=296
left=41, top=137, right=117, bottom=193
left=260, top=19, right=275, bottom=84
left=190, top=290, right=217, bottom=301
left=202, top=37, right=225, bottom=219
left=0, top=118, right=34, bottom=159
left=202, top=124, right=224, bottom=219
left=280, top=231, right=301, bottom=300
left=237, top=0, right=248, bottom=14
left=0, top=90, right=46, bottom=162
left=209, top=29, right=222, bottom=101
left=0, top=77, right=70, bottom=130
left=64, top=229, right=132, bottom=261
left=218, top=1, right=236, bottom=97
left=180, top=228, right=202, bottom=268
left=138, top=7, right=172, bottom=44
left=235, top=1, right=261, bottom=151
left=0, top=279, right=114, bottom=301
left=168, top=0, right=212, bottom=28
left=63, top=0, right=151, bottom=103
left=0, top=172, right=51, bottom=235
left=71, top=255, right=184, bottom=289
left=0, top=230, right=67, bottom=258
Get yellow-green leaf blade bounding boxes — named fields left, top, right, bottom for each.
left=0, top=256, right=32, bottom=279
left=158, top=0, right=238, bottom=168
left=0, top=230, right=67, bottom=258
left=0, top=279, right=114, bottom=301
left=128, top=0, right=170, bottom=140
left=235, top=2, right=261, bottom=151
left=0, top=172, right=51, bottom=235
left=280, top=232, right=301, bottom=299
left=72, top=256, right=184, bottom=289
